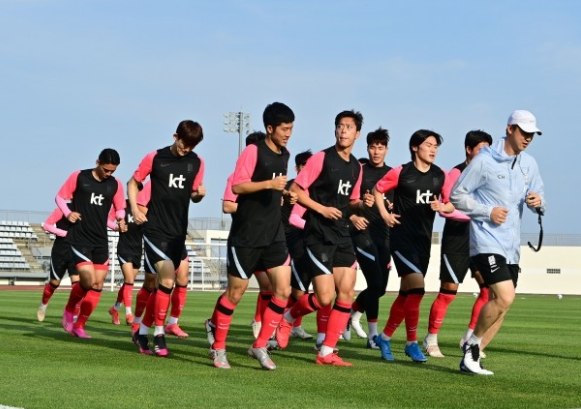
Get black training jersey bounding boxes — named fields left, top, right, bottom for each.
left=441, top=162, right=470, bottom=254
left=352, top=163, right=393, bottom=238
left=133, top=146, right=205, bottom=240
left=229, top=139, right=290, bottom=247
left=295, top=146, right=362, bottom=245
left=57, top=169, right=125, bottom=248
left=117, top=199, right=143, bottom=255
left=375, top=162, right=448, bottom=256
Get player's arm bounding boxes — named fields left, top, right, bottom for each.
left=450, top=157, right=495, bottom=222
left=55, top=170, right=82, bottom=224
left=43, top=208, right=67, bottom=237
left=525, top=159, right=546, bottom=214
left=190, top=158, right=206, bottom=203
left=373, top=166, right=401, bottom=227
left=431, top=170, right=454, bottom=214
left=231, top=145, right=286, bottom=194
left=128, top=152, right=154, bottom=224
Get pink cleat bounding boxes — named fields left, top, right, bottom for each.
left=165, top=323, right=189, bottom=338
left=275, top=317, right=293, bottom=349
left=108, top=306, right=121, bottom=325
left=62, top=308, right=74, bottom=334
left=72, top=327, right=92, bottom=339
left=154, top=335, right=170, bottom=357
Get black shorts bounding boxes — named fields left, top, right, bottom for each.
left=118, top=252, right=142, bottom=270
left=290, top=253, right=311, bottom=292
left=392, top=249, right=430, bottom=277
left=49, top=239, right=77, bottom=281
left=227, top=240, right=289, bottom=280
left=471, top=254, right=519, bottom=288
left=70, top=243, right=109, bottom=270
left=142, top=234, right=185, bottom=273
left=440, top=253, right=471, bottom=284
left=305, top=241, right=357, bottom=278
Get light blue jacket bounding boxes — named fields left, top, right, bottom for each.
left=450, top=137, right=545, bottom=264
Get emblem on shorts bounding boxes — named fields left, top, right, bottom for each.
left=488, top=255, right=499, bottom=273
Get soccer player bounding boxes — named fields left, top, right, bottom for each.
left=452, top=110, right=545, bottom=375
left=128, top=120, right=205, bottom=356
left=59, top=148, right=127, bottom=338
left=346, top=127, right=393, bottom=348
left=372, top=130, right=453, bottom=363
left=36, top=205, right=79, bottom=322
left=207, top=102, right=295, bottom=370
left=277, top=110, right=369, bottom=367
left=422, top=130, right=492, bottom=358
left=109, top=184, right=144, bottom=326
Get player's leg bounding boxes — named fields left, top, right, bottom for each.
left=250, top=270, right=273, bottom=339
left=166, top=253, right=190, bottom=338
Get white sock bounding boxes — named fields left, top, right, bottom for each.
left=283, top=310, right=295, bottom=324
left=40, top=302, right=47, bottom=308
left=316, top=333, right=325, bottom=344
left=351, top=310, right=363, bottom=322
left=406, top=340, right=417, bottom=346
left=425, top=332, right=438, bottom=345
left=138, top=323, right=150, bottom=336
left=320, top=345, right=334, bottom=357
left=133, top=317, right=141, bottom=325
left=368, top=322, right=378, bottom=338
left=380, top=332, right=391, bottom=341
left=114, top=303, right=121, bottom=310
left=125, top=307, right=132, bottom=315
left=467, top=333, right=482, bottom=346
left=168, top=316, right=178, bottom=325
left=463, top=328, right=474, bottom=341
left=154, top=325, right=165, bottom=336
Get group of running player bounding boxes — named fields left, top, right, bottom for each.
left=37, top=103, right=545, bottom=376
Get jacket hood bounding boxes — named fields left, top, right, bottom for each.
left=483, top=137, right=514, bottom=163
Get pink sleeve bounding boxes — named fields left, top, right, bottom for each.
left=440, top=169, right=451, bottom=203
left=56, top=170, right=80, bottom=217
left=107, top=209, right=118, bottom=230
left=112, top=178, right=126, bottom=214
left=350, top=163, right=363, bottom=200
left=289, top=204, right=307, bottom=229
left=442, top=167, right=461, bottom=198
left=440, top=209, right=470, bottom=222
left=223, top=174, right=237, bottom=202
left=192, top=157, right=205, bottom=190
left=375, top=166, right=402, bottom=193
left=294, top=151, right=324, bottom=190
left=43, top=208, right=67, bottom=237
left=137, top=181, right=150, bottom=207
left=133, top=151, right=156, bottom=183
left=232, top=145, right=258, bottom=185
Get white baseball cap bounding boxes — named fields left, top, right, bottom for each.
left=507, top=110, right=542, bottom=135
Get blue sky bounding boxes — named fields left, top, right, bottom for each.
left=1, top=1, right=579, bottom=235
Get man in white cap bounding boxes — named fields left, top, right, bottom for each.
left=450, top=110, right=545, bottom=375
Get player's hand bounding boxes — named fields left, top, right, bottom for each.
left=320, top=206, right=342, bottom=220
left=67, top=212, right=82, bottom=223
left=117, top=218, right=128, bottom=233
left=362, top=190, right=375, bottom=208
left=382, top=212, right=401, bottom=228
left=283, top=190, right=298, bottom=205
left=386, top=199, right=394, bottom=211
left=132, top=208, right=148, bottom=225
left=430, top=195, right=445, bottom=212
left=490, top=207, right=508, bottom=225
left=525, top=192, right=542, bottom=209
left=269, top=175, right=287, bottom=191
left=196, top=184, right=207, bottom=198
left=350, top=215, right=369, bottom=230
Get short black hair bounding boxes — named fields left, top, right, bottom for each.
left=367, top=127, right=390, bottom=147
left=245, top=131, right=266, bottom=146
left=295, top=150, right=312, bottom=168
left=176, top=120, right=204, bottom=148
left=358, top=157, right=370, bottom=165
left=409, top=129, right=443, bottom=161
left=335, top=110, right=364, bottom=131
left=464, top=130, right=492, bottom=156
left=263, top=102, right=295, bottom=130
left=98, top=148, right=120, bottom=165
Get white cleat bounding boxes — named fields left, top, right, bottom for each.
left=342, top=319, right=352, bottom=341
left=350, top=317, right=367, bottom=339
left=251, top=319, right=262, bottom=340
left=291, top=326, right=313, bottom=340
left=37, top=304, right=47, bottom=322
left=423, top=336, right=445, bottom=358
left=460, top=344, right=493, bottom=375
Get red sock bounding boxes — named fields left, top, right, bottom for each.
left=469, top=287, right=489, bottom=329
left=383, top=292, right=407, bottom=337
left=323, top=299, right=352, bottom=349
left=73, top=290, right=102, bottom=329
left=255, top=291, right=272, bottom=323
left=154, top=286, right=172, bottom=327
left=352, top=299, right=364, bottom=313
left=428, top=291, right=456, bottom=334
left=122, top=283, right=134, bottom=309
left=134, top=287, right=152, bottom=319
left=116, top=284, right=125, bottom=304
left=290, top=293, right=321, bottom=320
left=316, top=303, right=332, bottom=334
left=212, top=295, right=237, bottom=350
left=170, top=285, right=187, bottom=319
left=41, top=282, right=58, bottom=305
left=142, top=289, right=157, bottom=328
left=287, top=296, right=303, bottom=327
left=65, top=282, right=89, bottom=313
left=404, top=291, right=425, bottom=342
left=253, top=296, right=286, bottom=348
left=73, top=302, right=81, bottom=318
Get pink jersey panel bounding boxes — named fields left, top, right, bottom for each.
left=43, top=208, right=67, bottom=237
left=222, top=173, right=237, bottom=202
left=375, top=165, right=402, bottom=194
left=350, top=162, right=363, bottom=200
left=192, top=157, right=205, bottom=190
left=56, top=170, right=81, bottom=216
left=112, top=178, right=126, bottom=215
left=231, top=145, right=258, bottom=185
left=294, top=151, right=325, bottom=190
left=137, top=181, right=151, bottom=207
left=133, top=151, right=157, bottom=183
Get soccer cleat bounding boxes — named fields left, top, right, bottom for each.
left=367, top=338, right=380, bottom=350
left=153, top=335, right=169, bottom=357
left=165, top=323, right=189, bottom=338
left=248, top=347, right=277, bottom=370
left=315, top=352, right=353, bottom=366
left=135, top=334, right=153, bottom=355
left=210, top=348, right=230, bottom=369
left=267, top=338, right=280, bottom=351
left=374, top=335, right=395, bottom=361
left=205, top=318, right=216, bottom=347
left=62, top=308, right=74, bottom=334
left=37, top=304, right=47, bottom=322
left=405, top=342, right=428, bottom=363
left=350, top=317, right=367, bottom=338
left=108, top=306, right=120, bottom=325
left=480, top=350, right=487, bottom=359
left=423, top=336, right=445, bottom=358
left=275, top=317, right=292, bottom=349
left=72, top=327, right=92, bottom=339
left=251, top=319, right=262, bottom=340
left=291, top=326, right=314, bottom=340
left=125, top=314, right=134, bottom=325
left=132, top=322, right=140, bottom=335
left=459, top=343, right=493, bottom=375
left=313, top=343, right=339, bottom=352
left=342, top=318, right=352, bottom=341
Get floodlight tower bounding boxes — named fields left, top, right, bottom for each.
left=223, top=111, right=251, bottom=156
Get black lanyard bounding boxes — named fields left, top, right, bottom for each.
left=527, top=209, right=544, bottom=252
